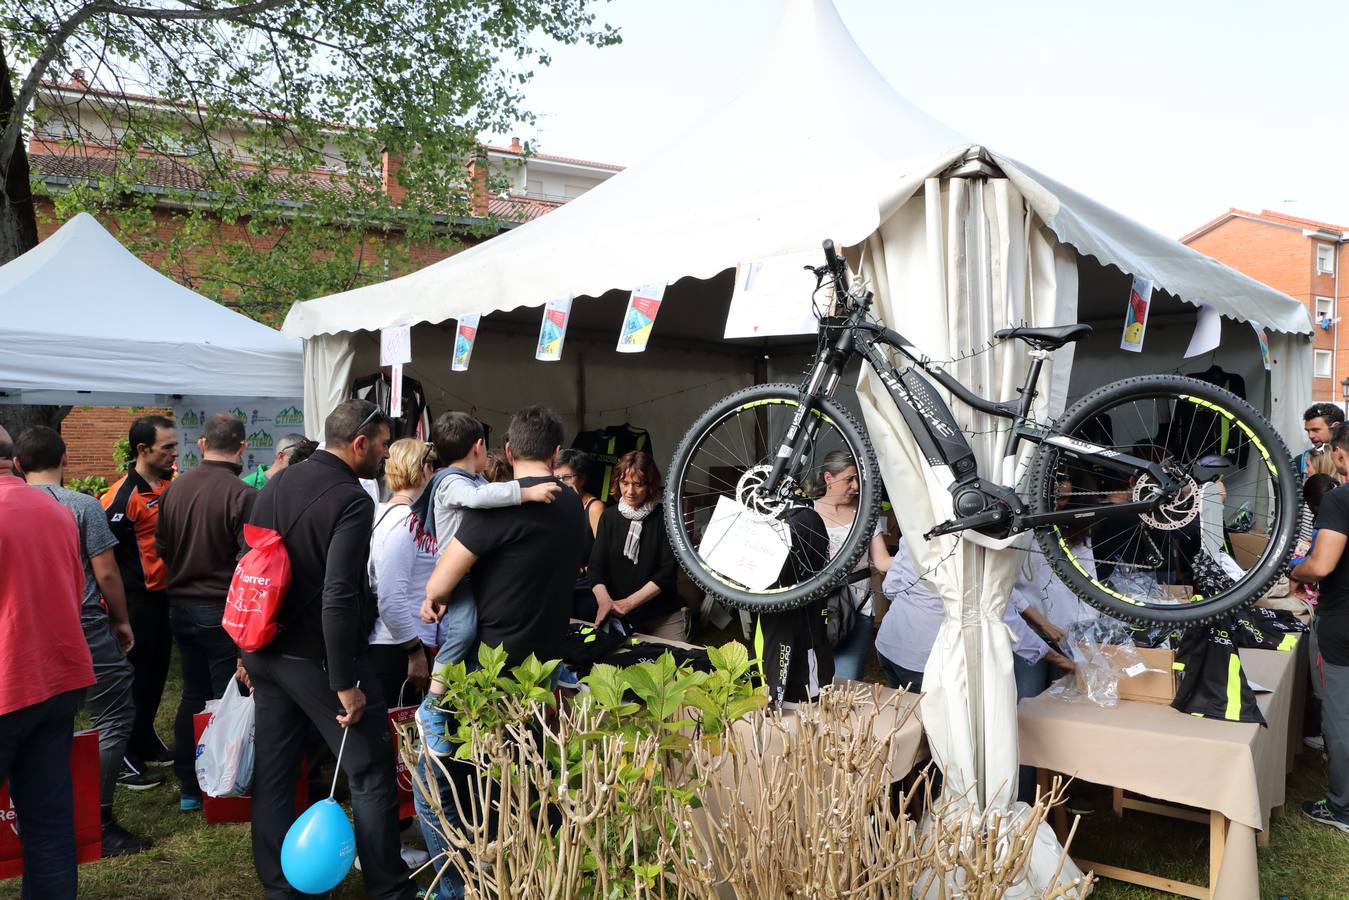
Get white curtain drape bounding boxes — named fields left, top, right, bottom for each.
left=302, top=333, right=356, bottom=437
left=856, top=175, right=1083, bottom=894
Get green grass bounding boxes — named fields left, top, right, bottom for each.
left=3, top=644, right=1347, bottom=898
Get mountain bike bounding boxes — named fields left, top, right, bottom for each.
left=665, top=240, right=1299, bottom=626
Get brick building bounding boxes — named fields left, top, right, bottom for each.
left=1182, top=209, right=1346, bottom=403
left=18, top=77, right=621, bottom=481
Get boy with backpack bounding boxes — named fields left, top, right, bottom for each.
left=412, top=412, right=559, bottom=754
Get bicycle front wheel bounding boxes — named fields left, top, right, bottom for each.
left=1030, top=374, right=1299, bottom=626
left=664, top=384, right=880, bottom=613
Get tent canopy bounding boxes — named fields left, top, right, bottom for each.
left=283, top=0, right=1311, bottom=342
left=0, top=213, right=302, bottom=405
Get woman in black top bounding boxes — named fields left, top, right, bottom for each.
left=589, top=451, right=686, bottom=641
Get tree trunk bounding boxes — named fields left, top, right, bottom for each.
left=1, top=36, right=69, bottom=432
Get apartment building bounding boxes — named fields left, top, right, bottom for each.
left=1182, top=209, right=1345, bottom=402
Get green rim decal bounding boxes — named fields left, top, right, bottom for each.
left=1053, top=526, right=1140, bottom=605
left=735, top=397, right=837, bottom=427
left=1179, top=395, right=1277, bottom=476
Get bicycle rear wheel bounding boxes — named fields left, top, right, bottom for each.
left=1030, top=374, right=1299, bottom=626
left=664, top=383, right=880, bottom=613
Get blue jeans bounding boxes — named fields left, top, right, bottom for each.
left=170, top=602, right=241, bottom=799
left=413, top=755, right=467, bottom=900
left=1013, top=656, right=1051, bottom=804
left=0, top=689, right=82, bottom=899
left=430, top=593, right=478, bottom=675
left=833, top=612, right=874, bottom=682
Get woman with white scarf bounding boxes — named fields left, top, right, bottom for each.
left=590, top=451, right=686, bottom=641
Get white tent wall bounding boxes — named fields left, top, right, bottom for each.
left=856, top=177, right=1084, bottom=894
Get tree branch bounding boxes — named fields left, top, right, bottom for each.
left=1, top=0, right=299, bottom=178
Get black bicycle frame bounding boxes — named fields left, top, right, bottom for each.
left=764, top=308, right=1175, bottom=537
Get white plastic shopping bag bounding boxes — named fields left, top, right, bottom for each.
left=195, top=679, right=256, bottom=798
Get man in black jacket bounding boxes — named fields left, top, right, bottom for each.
left=243, top=399, right=412, bottom=900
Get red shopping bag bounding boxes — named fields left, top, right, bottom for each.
left=0, top=730, right=101, bottom=879
left=193, top=711, right=308, bottom=824
left=388, top=682, right=420, bottom=820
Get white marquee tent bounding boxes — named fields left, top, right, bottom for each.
left=284, top=1, right=1311, bottom=894
left=0, top=212, right=302, bottom=406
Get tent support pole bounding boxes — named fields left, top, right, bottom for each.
left=576, top=351, right=587, bottom=433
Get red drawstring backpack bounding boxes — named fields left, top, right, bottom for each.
left=224, top=524, right=292, bottom=652
left=225, top=484, right=341, bottom=652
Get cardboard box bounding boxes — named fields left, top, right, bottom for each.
left=1229, top=532, right=1269, bottom=572
left=1076, top=645, right=1178, bottom=705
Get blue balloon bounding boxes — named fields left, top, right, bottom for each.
left=281, top=798, right=356, bottom=894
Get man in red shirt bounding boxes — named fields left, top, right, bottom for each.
left=102, top=414, right=178, bottom=778
left=0, top=431, right=95, bottom=899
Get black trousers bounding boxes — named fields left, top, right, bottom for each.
left=125, top=591, right=172, bottom=760
left=0, top=690, right=82, bottom=899
left=368, top=643, right=422, bottom=712
left=242, top=651, right=413, bottom=900
left=170, top=602, right=240, bottom=798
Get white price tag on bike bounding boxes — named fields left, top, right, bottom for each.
left=698, top=496, right=793, bottom=593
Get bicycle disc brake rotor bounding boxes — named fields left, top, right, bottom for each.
left=1132, top=467, right=1200, bottom=531
left=736, top=465, right=792, bottom=519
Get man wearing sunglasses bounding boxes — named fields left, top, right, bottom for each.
left=241, top=399, right=413, bottom=899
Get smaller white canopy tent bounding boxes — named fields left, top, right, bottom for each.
left=0, top=212, right=302, bottom=406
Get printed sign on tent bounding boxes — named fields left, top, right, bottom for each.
left=724, top=251, right=821, bottom=339
left=535, top=297, right=573, bottom=362
left=380, top=325, right=412, bottom=366
left=1120, top=275, right=1153, bottom=353
left=452, top=315, right=480, bottom=372
left=1184, top=304, right=1222, bottom=358
left=616, top=283, right=666, bottom=353
left=1250, top=320, right=1272, bottom=371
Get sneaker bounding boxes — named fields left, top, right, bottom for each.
left=179, top=794, right=203, bottom=813
left=417, top=697, right=453, bottom=758
left=402, top=843, right=431, bottom=869
left=132, top=741, right=175, bottom=768
left=1302, top=799, right=1349, bottom=834
left=1306, top=735, right=1327, bottom=751
left=1065, top=794, right=1096, bottom=817
left=117, top=760, right=165, bottom=791
left=101, top=820, right=153, bottom=858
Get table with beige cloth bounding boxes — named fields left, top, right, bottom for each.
left=1018, top=643, right=1300, bottom=900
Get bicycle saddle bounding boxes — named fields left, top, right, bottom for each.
left=994, top=323, right=1093, bottom=349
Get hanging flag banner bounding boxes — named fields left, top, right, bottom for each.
left=452, top=315, right=480, bottom=372
left=389, top=362, right=404, bottom=411
left=1184, top=304, right=1222, bottom=358
left=380, top=324, right=412, bottom=366
left=616, top=283, right=666, bottom=353
left=1120, top=275, right=1153, bottom=353
left=535, top=297, right=574, bottom=362
left=1250, top=320, right=1272, bottom=371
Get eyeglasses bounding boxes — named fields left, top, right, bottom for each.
left=422, top=442, right=439, bottom=468
left=557, top=473, right=578, bottom=483
left=352, top=405, right=382, bottom=438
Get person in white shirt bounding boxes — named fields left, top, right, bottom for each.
left=367, top=439, right=438, bottom=707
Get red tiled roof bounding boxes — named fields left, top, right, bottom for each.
left=1183, top=207, right=1349, bottom=243
left=481, top=143, right=624, bottom=172
left=487, top=194, right=566, bottom=222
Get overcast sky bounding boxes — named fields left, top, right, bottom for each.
left=494, top=0, right=1349, bottom=239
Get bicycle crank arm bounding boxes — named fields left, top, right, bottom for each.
left=924, top=506, right=1012, bottom=540
left=1016, top=497, right=1162, bottom=530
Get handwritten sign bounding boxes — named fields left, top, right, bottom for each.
left=697, top=496, right=793, bottom=592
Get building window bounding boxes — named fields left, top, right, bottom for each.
left=1317, top=243, right=1336, bottom=275
left=1315, top=349, right=1334, bottom=378
left=563, top=183, right=587, bottom=199
left=1317, top=296, right=1335, bottom=325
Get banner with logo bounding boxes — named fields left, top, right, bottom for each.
left=536, top=297, right=573, bottom=362
left=452, top=315, right=480, bottom=372
left=172, top=398, right=305, bottom=474
left=617, top=283, right=666, bottom=353
left=1250, top=320, right=1272, bottom=371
